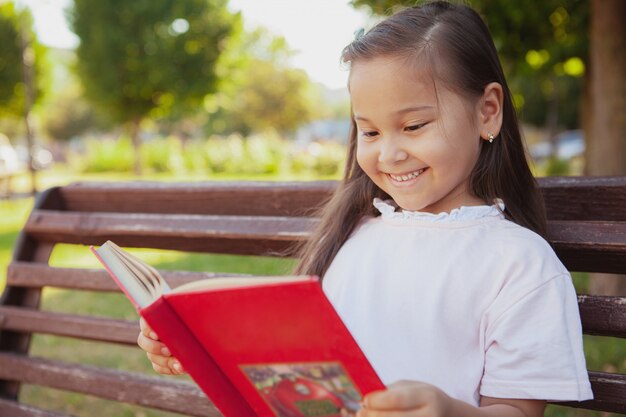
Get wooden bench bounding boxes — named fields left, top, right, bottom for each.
left=0, top=177, right=625, bottom=416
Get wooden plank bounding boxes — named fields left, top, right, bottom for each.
left=555, top=371, right=626, bottom=414
left=579, top=295, right=626, bottom=338
left=547, top=221, right=626, bottom=274
left=59, top=181, right=336, bottom=216
left=0, top=352, right=218, bottom=417
left=0, top=306, right=139, bottom=345
left=59, top=177, right=626, bottom=221
left=23, top=211, right=316, bottom=255
left=0, top=398, right=76, bottom=417
left=538, top=176, right=626, bottom=221
left=7, top=263, right=247, bottom=291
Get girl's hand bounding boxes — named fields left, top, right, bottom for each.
left=137, top=317, right=186, bottom=375
left=359, top=380, right=453, bottom=417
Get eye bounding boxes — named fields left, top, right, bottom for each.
left=360, top=130, right=379, bottom=138
left=405, top=122, right=427, bottom=132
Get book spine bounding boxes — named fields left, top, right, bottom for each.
left=142, top=298, right=257, bottom=417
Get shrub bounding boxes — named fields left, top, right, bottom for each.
left=78, top=137, right=134, bottom=173
left=77, top=133, right=346, bottom=178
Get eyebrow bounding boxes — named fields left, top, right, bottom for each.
left=354, top=105, right=434, bottom=122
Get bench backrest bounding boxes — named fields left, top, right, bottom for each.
left=0, top=177, right=625, bottom=416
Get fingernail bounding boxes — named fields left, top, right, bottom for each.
left=149, top=331, right=158, bottom=340
left=173, top=361, right=182, bottom=372
left=161, top=347, right=171, bottom=356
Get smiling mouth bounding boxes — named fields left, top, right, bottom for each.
left=387, top=168, right=428, bottom=182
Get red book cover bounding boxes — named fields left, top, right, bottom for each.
left=141, top=299, right=257, bottom=417
left=162, top=279, right=384, bottom=417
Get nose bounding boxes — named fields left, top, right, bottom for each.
left=378, top=138, right=408, bottom=164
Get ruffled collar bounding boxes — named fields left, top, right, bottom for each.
left=373, top=198, right=505, bottom=223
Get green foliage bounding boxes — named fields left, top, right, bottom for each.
left=291, top=141, right=347, bottom=176
left=69, top=0, right=239, bottom=125
left=43, top=83, right=106, bottom=141
left=71, top=134, right=346, bottom=177
left=75, top=137, right=135, bottom=173
left=349, top=0, right=588, bottom=128
left=206, top=28, right=317, bottom=136
left=141, top=136, right=185, bottom=173
left=0, top=3, right=47, bottom=118
left=0, top=4, right=21, bottom=113
left=545, top=157, right=572, bottom=176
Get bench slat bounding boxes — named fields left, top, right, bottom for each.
left=59, top=181, right=335, bottom=216
left=548, top=221, right=626, bottom=274
left=24, top=210, right=315, bottom=255
left=0, top=352, right=218, bottom=417
left=579, top=295, right=626, bottom=338
left=539, top=176, right=626, bottom=221
left=555, top=371, right=626, bottom=414
left=7, top=263, right=245, bottom=291
left=58, top=177, right=626, bottom=221
left=0, top=306, right=138, bottom=345
left=0, top=398, right=76, bottom=417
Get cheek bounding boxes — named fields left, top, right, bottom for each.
left=355, top=142, right=372, bottom=171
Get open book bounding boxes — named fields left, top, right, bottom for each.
left=92, top=241, right=384, bottom=417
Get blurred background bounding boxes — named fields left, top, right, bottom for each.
left=0, top=0, right=624, bottom=416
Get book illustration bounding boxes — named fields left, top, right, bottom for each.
left=241, top=362, right=362, bottom=417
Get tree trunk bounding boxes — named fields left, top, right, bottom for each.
left=19, top=20, right=37, bottom=195
left=587, top=0, right=626, bottom=295
left=129, top=118, right=142, bottom=176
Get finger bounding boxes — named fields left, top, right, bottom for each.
left=151, top=362, right=175, bottom=375
left=146, top=352, right=174, bottom=368
left=137, top=331, right=170, bottom=356
left=364, top=384, right=426, bottom=410
left=139, top=317, right=159, bottom=340
left=146, top=353, right=185, bottom=375
left=388, top=380, right=420, bottom=389
left=169, top=357, right=186, bottom=375
left=358, top=409, right=414, bottom=417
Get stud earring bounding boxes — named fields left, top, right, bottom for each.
left=488, top=133, right=495, bottom=143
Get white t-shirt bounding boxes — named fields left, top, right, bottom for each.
left=322, top=199, right=593, bottom=406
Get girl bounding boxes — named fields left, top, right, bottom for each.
left=138, top=2, right=593, bottom=416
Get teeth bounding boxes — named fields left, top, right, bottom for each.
left=389, top=168, right=425, bottom=182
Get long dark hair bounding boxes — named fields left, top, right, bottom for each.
left=294, top=1, right=547, bottom=278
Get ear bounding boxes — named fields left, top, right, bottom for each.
left=478, top=82, right=504, bottom=142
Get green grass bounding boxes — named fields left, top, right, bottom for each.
left=2, top=167, right=625, bottom=416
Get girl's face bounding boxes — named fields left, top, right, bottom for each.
left=350, top=57, right=486, bottom=213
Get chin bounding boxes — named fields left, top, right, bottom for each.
left=394, top=199, right=429, bottom=212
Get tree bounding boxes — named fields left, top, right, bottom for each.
left=586, top=0, right=626, bottom=296
left=0, top=3, right=47, bottom=193
left=205, top=28, right=317, bottom=136
left=43, top=82, right=106, bottom=141
left=70, top=0, right=239, bottom=174
left=0, top=3, right=23, bottom=117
